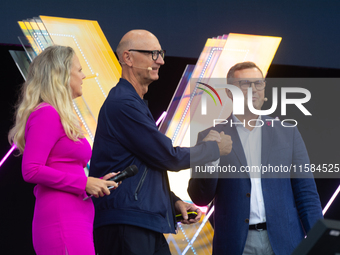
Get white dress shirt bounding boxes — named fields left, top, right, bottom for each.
left=233, top=115, right=266, bottom=225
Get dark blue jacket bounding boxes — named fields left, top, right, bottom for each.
left=90, top=78, right=220, bottom=233
left=188, top=115, right=323, bottom=255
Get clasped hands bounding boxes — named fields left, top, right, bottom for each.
left=203, top=130, right=232, bottom=156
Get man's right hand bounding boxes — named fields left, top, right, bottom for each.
left=202, top=130, right=232, bottom=156
left=218, top=131, right=232, bottom=155
left=202, top=130, right=222, bottom=143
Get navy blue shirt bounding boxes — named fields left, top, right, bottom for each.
left=90, top=78, right=220, bottom=233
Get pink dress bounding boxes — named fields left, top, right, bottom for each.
left=22, top=103, right=94, bottom=255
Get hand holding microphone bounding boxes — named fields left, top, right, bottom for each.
left=84, top=165, right=138, bottom=200
left=84, top=175, right=118, bottom=200
left=106, top=165, right=138, bottom=184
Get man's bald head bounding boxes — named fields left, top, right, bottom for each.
left=116, top=30, right=159, bottom=61
left=115, top=29, right=164, bottom=97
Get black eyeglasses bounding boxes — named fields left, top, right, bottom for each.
left=128, top=49, right=166, bottom=61
left=235, top=80, right=266, bottom=91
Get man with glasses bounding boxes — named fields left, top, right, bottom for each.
left=90, top=30, right=232, bottom=255
left=188, top=62, right=323, bottom=255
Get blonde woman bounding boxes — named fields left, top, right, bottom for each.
left=8, top=45, right=118, bottom=255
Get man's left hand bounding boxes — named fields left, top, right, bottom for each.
left=174, top=200, right=202, bottom=224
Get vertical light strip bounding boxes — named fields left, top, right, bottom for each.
left=73, top=101, right=94, bottom=141
left=156, top=111, right=167, bottom=126
left=171, top=47, right=223, bottom=143
left=178, top=223, right=197, bottom=255
left=182, top=206, right=215, bottom=255
left=322, top=185, right=340, bottom=215
left=0, top=145, right=17, bottom=167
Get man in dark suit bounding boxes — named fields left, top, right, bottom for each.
left=188, top=62, right=323, bottom=255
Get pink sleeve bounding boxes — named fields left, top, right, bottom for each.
left=22, top=105, right=88, bottom=195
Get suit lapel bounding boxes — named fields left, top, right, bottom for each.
left=261, top=116, right=274, bottom=166
left=223, top=116, right=248, bottom=167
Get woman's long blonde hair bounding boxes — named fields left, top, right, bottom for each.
left=8, top=45, right=84, bottom=154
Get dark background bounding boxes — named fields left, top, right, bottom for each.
left=1, top=1, right=340, bottom=253
left=0, top=0, right=340, bottom=69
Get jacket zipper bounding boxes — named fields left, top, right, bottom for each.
left=134, top=166, right=148, bottom=200
left=166, top=210, right=171, bottom=229
left=164, top=171, right=176, bottom=231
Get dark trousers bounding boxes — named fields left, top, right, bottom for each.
left=94, top=224, right=171, bottom=255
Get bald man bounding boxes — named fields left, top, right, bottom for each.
left=90, top=30, right=231, bottom=255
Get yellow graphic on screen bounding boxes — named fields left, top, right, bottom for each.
left=18, top=16, right=121, bottom=146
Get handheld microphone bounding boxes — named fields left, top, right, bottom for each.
left=107, top=165, right=138, bottom=183
left=83, top=165, right=138, bottom=200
